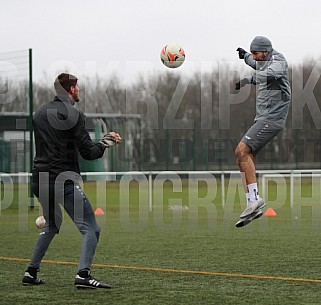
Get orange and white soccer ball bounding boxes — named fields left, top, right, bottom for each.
left=160, top=43, right=185, bottom=68
left=35, top=216, right=46, bottom=229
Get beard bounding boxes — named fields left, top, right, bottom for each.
left=73, top=93, right=80, bottom=102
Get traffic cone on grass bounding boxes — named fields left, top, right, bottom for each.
left=264, top=208, right=276, bottom=217
left=94, top=208, right=105, bottom=215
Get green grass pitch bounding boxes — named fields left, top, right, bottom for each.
left=1, top=178, right=321, bottom=305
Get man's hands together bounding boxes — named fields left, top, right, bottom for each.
left=100, top=131, right=122, bottom=148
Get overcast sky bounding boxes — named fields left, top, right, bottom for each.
left=1, top=0, right=320, bottom=83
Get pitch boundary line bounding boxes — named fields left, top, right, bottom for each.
left=1, top=256, right=320, bottom=284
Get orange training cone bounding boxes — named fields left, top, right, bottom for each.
left=264, top=208, right=276, bottom=217
left=94, top=208, right=105, bottom=215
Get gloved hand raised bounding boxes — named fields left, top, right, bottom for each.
left=100, top=131, right=122, bottom=148
left=236, top=47, right=247, bottom=59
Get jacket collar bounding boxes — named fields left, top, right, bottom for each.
left=54, top=95, right=75, bottom=106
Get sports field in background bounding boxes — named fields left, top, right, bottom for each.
left=1, top=178, right=321, bottom=305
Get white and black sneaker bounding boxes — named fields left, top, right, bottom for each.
left=235, top=209, right=263, bottom=228
left=75, top=274, right=112, bottom=289
left=22, top=272, right=44, bottom=286
left=239, top=198, right=266, bottom=218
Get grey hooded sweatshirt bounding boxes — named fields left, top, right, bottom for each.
left=244, top=37, right=291, bottom=128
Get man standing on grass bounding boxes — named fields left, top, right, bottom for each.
left=234, top=36, right=291, bottom=227
left=22, top=73, right=121, bottom=288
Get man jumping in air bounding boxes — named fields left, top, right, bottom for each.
left=235, top=36, right=291, bottom=227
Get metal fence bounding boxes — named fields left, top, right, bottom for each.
left=2, top=169, right=321, bottom=212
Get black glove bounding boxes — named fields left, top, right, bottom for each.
left=236, top=47, right=247, bottom=59
left=235, top=78, right=250, bottom=90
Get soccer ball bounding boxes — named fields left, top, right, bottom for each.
left=35, top=216, right=46, bottom=229
left=160, top=43, right=185, bottom=68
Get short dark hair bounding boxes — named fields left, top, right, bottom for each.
left=54, top=73, right=78, bottom=95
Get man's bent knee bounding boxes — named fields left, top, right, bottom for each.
left=235, top=142, right=252, bottom=162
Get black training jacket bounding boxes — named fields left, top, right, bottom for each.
left=32, top=96, right=106, bottom=183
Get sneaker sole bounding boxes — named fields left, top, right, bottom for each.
left=235, top=210, right=263, bottom=228
left=22, top=280, right=44, bottom=286
left=75, top=284, right=112, bottom=289
left=75, top=284, right=97, bottom=289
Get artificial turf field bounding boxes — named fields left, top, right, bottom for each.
left=1, top=178, right=321, bottom=305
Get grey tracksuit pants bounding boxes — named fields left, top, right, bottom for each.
left=29, top=181, right=101, bottom=273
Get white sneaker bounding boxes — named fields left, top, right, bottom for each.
left=240, top=198, right=265, bottom=218
left=235, top=209, right=263, bottom=228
